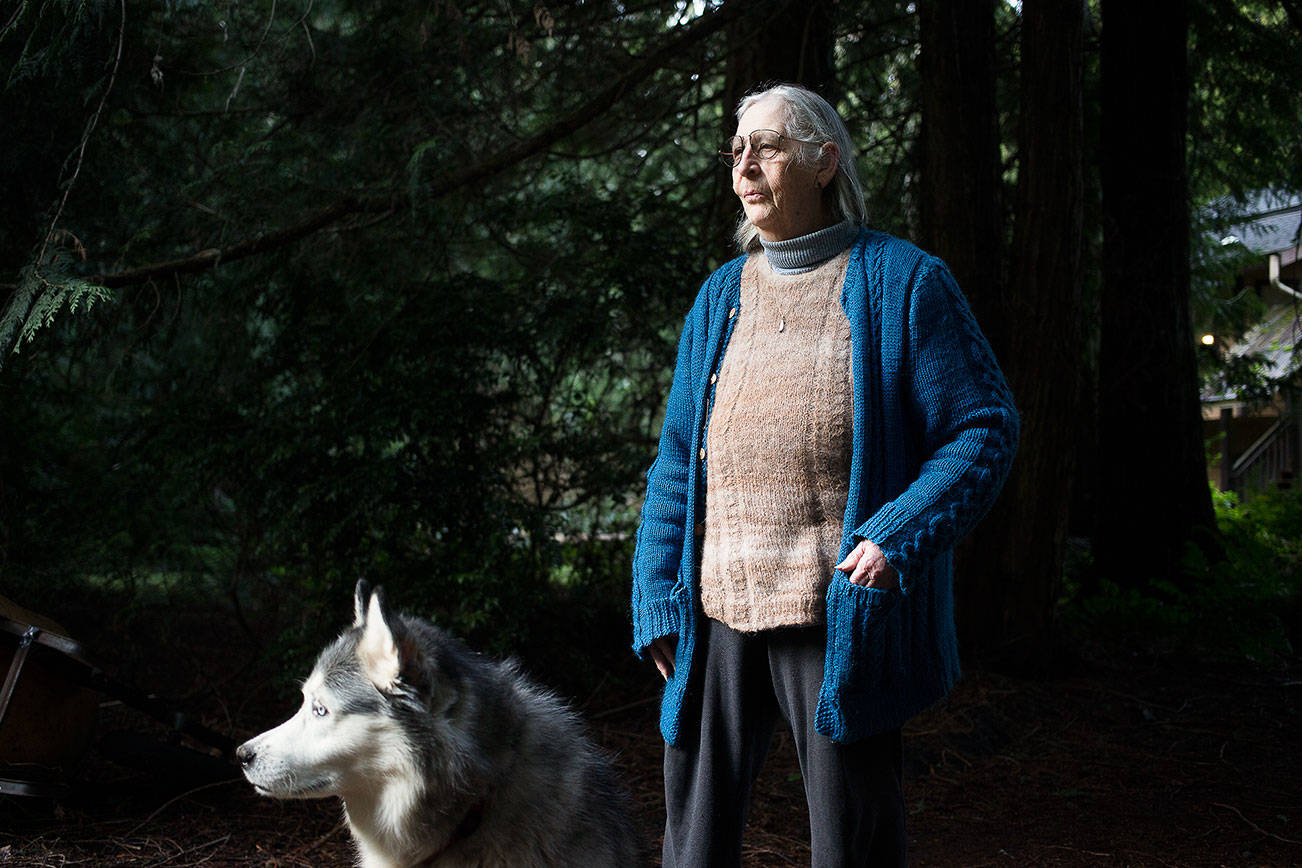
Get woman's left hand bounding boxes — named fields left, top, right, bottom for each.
left=835, top=539, right=900, bottom=590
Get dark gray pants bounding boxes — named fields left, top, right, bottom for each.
left=663, top=617, right=906, bottom=868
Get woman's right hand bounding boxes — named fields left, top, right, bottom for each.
left=647, top=636, right=677, bottom=681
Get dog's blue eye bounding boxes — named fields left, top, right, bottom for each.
left=311, top=699, right=328, bottom=717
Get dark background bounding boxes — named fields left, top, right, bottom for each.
left=1, top=1, right=1299, bottom=864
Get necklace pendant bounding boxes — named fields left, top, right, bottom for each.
left=778, top=317, right=785, bottom=333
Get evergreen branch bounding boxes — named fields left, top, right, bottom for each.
left=37, top=0, right=125, bottom=270
left=77, top=0, right=760, bottom=291
left=0, top=266, right=113, bottom=362
left=1, top=0, right=125, bottom=363
left=1, top=2, right=26, bottom=45
left=174, top=0, right=279, bottom=78
left=1283, top=0, right=1302, bottom=34
left=416, top=0, right=756, bottom=199
left=89, top=196, right=375, bottom=288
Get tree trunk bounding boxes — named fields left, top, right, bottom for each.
left=1097, top=0, right=1219, bottom=589
left=918, top=0, right=1037, bottom=661
left=915, top=0, right=1003, bottom=350
left=960, top=0, right=1086, bottom=666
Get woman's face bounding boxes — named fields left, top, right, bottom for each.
left=731, top=99, right=835, bottom=243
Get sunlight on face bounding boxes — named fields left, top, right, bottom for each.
left=732, top=99, right=828, bottom=243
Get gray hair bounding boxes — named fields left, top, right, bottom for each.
left=732, top=83, right=867, bottom=253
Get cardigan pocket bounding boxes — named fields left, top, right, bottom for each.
left=823, top=573, right=901, bottom=699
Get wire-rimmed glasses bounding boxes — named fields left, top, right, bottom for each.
left=718, top=129, right=822, bottom=169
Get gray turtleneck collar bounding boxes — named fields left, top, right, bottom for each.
left=760, top=219, right=860, bottom=274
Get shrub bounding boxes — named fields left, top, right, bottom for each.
left=1062, top=484, right=1301, bottom=664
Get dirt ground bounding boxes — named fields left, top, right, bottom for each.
left=2, top=639, right=1297, bottom=868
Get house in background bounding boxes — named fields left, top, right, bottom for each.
left=1201, top=193, right=1301, bottom=494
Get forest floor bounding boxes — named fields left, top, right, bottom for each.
left=1, top=609, right=1298, bottom=867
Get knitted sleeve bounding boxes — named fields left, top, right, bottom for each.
left=854, top=258, right=1019, bottom=593
left=630, top=286, right=706, bottom=655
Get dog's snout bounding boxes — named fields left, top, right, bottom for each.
left=236, top=742, right=256, bottom=768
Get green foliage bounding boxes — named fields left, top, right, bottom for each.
left=1208, top=484, right=1302, bottom=579
left=1187, top=1, right=1302, bottom=387
left=1062, top=484, right=1302, bottom=664
left=0, top=0, right=721, bottom=667
left=2, top=0, right=106, bottom=88
left=1188, top=1, right=1302, bottom=205
left=0, top=265, right=112, bottom=357
left=1190, top=208, right=1268, bottom=342
left=1200, top=347, right=1296, bottom=408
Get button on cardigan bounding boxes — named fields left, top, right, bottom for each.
left=631, top=228, right=1020, bottom=746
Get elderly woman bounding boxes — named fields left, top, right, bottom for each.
left=631, top=83, right=1019, bottom=866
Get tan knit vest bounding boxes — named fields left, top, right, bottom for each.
left=699, top=250, right=854, bottom=631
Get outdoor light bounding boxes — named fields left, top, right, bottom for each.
left=1201, top=334, right=1216, bottom=346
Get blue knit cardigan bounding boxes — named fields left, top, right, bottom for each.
left=631, top=229, right=1019, bottom=746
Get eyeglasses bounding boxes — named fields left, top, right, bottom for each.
left=718, top=129, right=823, bottom=169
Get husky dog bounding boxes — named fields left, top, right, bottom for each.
left=237, top=580, right=636, bottom=868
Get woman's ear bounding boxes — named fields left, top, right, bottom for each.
left=818, top=141, right=840, bottom=188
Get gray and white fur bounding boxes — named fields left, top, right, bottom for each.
left=237, top=580, right=636, bottom=868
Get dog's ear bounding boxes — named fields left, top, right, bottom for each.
left=358, top=586, right=401, bottom=691
left=353, top=579, right=373, bottom=628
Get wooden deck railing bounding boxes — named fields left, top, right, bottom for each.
left=1230, top=417, right=1298, bottom=493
